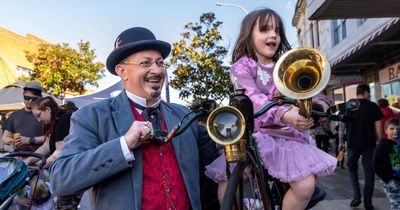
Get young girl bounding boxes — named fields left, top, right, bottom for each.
left=205, top=8, right=337, bottom=210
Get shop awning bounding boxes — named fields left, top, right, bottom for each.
left=0, top=82, right=62, bottom=112
left=309, top=0, right=400, bottom=20
left=332, top=18, right=400, bottom=67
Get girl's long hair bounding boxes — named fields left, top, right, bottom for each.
left=32, top=96, right=64, bottom=135
left=231, top=8, right=291, bottom=63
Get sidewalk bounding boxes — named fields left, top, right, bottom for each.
left=313, top=166, right=390, bottom=210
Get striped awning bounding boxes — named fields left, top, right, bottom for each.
left=309, top=0, right=400, bottom=20
left=331, top=18, right=400, bottom=67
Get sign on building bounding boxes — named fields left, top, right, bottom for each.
left=379, top=62, right=400, bottom=84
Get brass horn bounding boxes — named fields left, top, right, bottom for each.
left=273, top=47, right=331, bottom=118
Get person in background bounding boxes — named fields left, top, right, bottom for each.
left=49, top=27, right=218, bottom=210
left=24, top=96, right=79, bottom=210
left=24, top=96, right=71, bottom=168
left=378, top=98, right=400, bottom=139
left=60, top=101, right=78, bottom=115
left=339, top=84, right=383, bottom=210
left=2, top=82, right=45, bottom=152
left=373, top=118, right=400, bottom=210
left=314, top=121, right=331, bottom=153
left=334, top=124, right=345, bottom=169
left=13, top=177, right=55, bottom=210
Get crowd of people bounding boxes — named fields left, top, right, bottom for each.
left=0, top=7, right=400, bottom=210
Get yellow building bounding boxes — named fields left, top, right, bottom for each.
left=0, top=27, right=49, bottom=88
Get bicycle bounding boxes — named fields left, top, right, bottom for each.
left=151, top=91, right=359, bottom=210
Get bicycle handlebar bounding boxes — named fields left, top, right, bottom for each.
left=151, top=99, right=359, bottom=143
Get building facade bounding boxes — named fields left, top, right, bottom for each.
left=292, top=0, right=400, bottom=105
left=0, top=27, right=49, bottom=87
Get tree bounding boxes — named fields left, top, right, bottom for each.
left=25, top=41, right=105, bottom=97
left=168, top=13, right=233, bottom=102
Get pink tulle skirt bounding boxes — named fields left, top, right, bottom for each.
left=205, top=132, right=337, bottom=183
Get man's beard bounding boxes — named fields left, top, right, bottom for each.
left=150, top=86, right=162, bottom=98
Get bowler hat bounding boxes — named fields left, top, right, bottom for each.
left=106, top=27, right=171, bottom=75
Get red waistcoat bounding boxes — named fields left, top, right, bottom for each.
left=129, top=103, right=190, bottom=210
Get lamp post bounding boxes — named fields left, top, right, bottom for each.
left=215, top=2, right=249, bottom=14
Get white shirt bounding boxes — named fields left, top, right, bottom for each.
left=119, top=91, right=162, bottom=162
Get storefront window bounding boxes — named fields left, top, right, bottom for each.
left=333, top=88, right=344, bottom=104
left=369, top=82, right=377, bottom=102
left=382, top=83, right=391, bottom=98
left=380, top=81, right=400, bottom=97
left=345, top=84, right=357, bottom=101
left=392, top=81, right=400, bottom=96
left=333, top=84, right=358, bottom=104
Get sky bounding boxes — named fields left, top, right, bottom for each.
left=0, top=0, right=297, bottom=104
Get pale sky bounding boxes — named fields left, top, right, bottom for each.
left=0, top=0, right=297, bottom=104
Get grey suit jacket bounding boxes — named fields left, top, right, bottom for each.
left=50, top=91, right=218, bottom=210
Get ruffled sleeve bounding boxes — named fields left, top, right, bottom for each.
left=230, top=57, right=290, bottom=128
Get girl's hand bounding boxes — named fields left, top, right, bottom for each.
left=282, top=107, right=314, bottom=131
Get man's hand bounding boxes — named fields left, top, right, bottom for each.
left=282, top=107, right=314, bottom=131
left=124, top=121, right=153, bottom=149
left=14, top=136, right=30, bottom=147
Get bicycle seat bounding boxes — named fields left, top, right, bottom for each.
left=306, top=185, right=326, bottom=209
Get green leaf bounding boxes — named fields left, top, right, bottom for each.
left=25, top=41, right=105, bottom=97
left=168, top=12, right=233, bottom=103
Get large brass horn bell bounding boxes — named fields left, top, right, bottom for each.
left=273, top=48, right=330, bottom=118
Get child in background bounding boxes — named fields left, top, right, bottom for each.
left=205, top=8, right=337, bottom=210
left=14, top=177, right=55, bottom=210
left=378, top=98, right=400, bottom=139
left=373, top=118, right=400, bottom=210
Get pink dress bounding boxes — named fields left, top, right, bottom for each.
left=205, top=56, right=337, bottom=183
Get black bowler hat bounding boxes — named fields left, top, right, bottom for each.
left=106, top=27, right=171, bottom=75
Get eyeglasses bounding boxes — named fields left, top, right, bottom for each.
left=34, top=110, right=43, bottom=119
left=121, top=59, right=165, bottom=69
left=23, top=95, right=39, bottom=101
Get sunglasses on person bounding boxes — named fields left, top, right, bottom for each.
left=23, top=95, right=39, bottom=101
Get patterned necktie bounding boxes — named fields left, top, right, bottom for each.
left=142, top=107, right=161, bottom=130
left=130, top=100, right=161, bottom=130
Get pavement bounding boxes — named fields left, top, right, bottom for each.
left=54, top=160, right=394, bottom=210
left=313, top=165, right=390, bottom=210
left=7, top=155, right=391, bottom=210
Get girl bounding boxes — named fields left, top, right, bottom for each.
left=205, top=8, right=337, bottom=210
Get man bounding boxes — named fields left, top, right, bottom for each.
left=2, top=81, right=45, bottom=151
left=339, top=84, right=383, bottom=210
left=50, top=27, right=218, bottom=210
